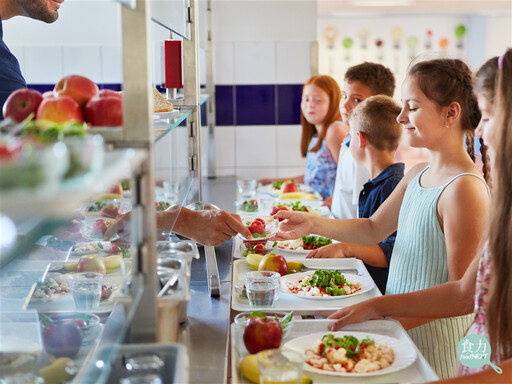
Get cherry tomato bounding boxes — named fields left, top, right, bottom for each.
left=253, top=244, right=266, bottom=255
left=248, top=220, right=265, bottom=234
left=109, top=244, right=121, bottom=255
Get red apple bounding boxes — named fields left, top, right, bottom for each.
left=84, top=90, right=123, bottom=127
left=258, top=253, right=288, bottom=276
left=281, top=181, right=299, bottom=193
left=77, top=254, right=106, bottom=274
left=2, top=88, right=43, bottom=122
left=42, top=91, right=55, bottom=98
left=243, top=316, right=283, bottom=354
left=36, top=95, right=84, bottom=123
left=54, top=74, right=99, bottom=108
left=42, top=320, right=83, bottom=358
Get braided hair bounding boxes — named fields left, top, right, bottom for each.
left=408, top=59, right=489, bottom=182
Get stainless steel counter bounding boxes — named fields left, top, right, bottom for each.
left=178, top=176, right=237, bottom=384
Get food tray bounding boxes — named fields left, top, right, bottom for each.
left=24, top=260, right=130, bottom=314
left=231, top=319, right=439, bottom=384
left=231, top=258, right=380, bottom=314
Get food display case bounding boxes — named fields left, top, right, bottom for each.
left=0, top=0, right=208, bottom=382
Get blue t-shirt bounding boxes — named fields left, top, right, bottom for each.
left=358, top=162, right=404, bottom=294
left=0, top=17, right=27, bottom=119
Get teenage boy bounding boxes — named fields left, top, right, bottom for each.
left=308, top=95, right=404, bottom=294
left=324, top=62, right=396, bottom=220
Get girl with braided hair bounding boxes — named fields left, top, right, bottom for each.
left=272, top=57, right=491, bottom=378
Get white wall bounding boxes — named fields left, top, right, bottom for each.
left=209, top=0, right=316, bottom=179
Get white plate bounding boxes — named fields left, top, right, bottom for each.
left=257, top=183, right=314, bottom=197
left=284, top=331, right=417, bottom=377
left=275, top=236, right=335, bottom=256
left=69, top=241, right=113, bottom=258
left=280, top=271, right=374, bottom=300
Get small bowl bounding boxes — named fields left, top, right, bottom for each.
left=45, top=312, right=101, bottom=345
left=234, top=311, right=294, bottom=339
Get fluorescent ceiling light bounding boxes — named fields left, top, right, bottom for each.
left=351, top=0, right=413, bottom=6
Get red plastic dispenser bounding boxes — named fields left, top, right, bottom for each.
left=164, top=40, right=183, bottom=89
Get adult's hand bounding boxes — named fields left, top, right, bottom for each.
left=307, top=243, right=348, bottom=259
left=175, top=208, right=252, bottom=246
left=327, top=299, right=383, bottom=331
left=269, top=210, right=312, bottom=241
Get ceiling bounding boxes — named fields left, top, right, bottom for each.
left=318, top=0, right=512, bottom=16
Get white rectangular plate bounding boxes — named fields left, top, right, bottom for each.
left=231, top=258, right=380, bottom=313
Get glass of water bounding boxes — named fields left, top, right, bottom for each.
left=245, top=271, right=280, bottom=307
left=70, top=272, right=103, bottom=311
left=257, top=348, right=304, bottom=384
left=237, top=179, right=257, bottom=200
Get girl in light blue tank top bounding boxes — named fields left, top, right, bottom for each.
left=387, top=167, right=490, bottom=379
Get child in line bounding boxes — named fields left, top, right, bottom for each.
left=272, top=57, right=491, bottom=378
left=324, top=62, right=396, bottom=219
left=322, top=49, right=512, bottom=384
left=307, top=95, right=404, bottom=295
left=260, top=75, right=347, bottom=199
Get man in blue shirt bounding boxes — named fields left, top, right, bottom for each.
left=0, top=0, right=65, bottom=119
left=307, top=95, right=404, bottom=294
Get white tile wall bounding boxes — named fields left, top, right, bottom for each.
left=100, top=46, right=123, bottom=84
left=23, top=46, right=63, bottom=84
left=235, top=125, right=277, bottom=168
left=277, top=167, right=306, bottom=179
left=276, top=125, right=306, bottom=167
left=276, top=42, right=312, bottom=84
left=62, top=46, right=102, bottom=83
left=8, top=46, right=25, bottom=75
left=234, top=42, right=276, bottom=84
left=214, top=42, right=235, bottom=85
left=214, top=126, right=236, bottom=168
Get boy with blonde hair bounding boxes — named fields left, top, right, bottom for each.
left=308, top=95, right=404, bottom=294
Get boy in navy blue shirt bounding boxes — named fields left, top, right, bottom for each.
left=307, top=95, right=404, bottom=294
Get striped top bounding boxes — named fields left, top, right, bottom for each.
left=386, top=167, right=489, bottom=294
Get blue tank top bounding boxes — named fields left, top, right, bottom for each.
left=304, top=123, right=341, bottom=199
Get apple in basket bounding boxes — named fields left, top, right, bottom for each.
left=54, top=74, right=99, bottom=108
left=84, top=89, right=123, bottom=127
left=2, top=88, right=43, bottom=122
left=36, top=95, right=84, bottom=124
left=243, top=316, right=283, bottom=354
left=77, top=254, right=106, bottom=275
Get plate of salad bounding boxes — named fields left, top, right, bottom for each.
left=257, top=181, right=314, bottom=197
left=280, top=270, right=374, bottom=300
left=276, top=235, right=333, bottom=255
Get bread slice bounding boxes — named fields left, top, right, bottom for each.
left=153, top=88, right=174, bottom=112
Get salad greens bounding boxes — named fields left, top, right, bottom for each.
left=271, top=180, right=286, bottom=189
left=86, top=201, right=112, bottom=212
left=302, top=235, right=332, bottom=247
left=239, top=200, right=258, bottom=212
left=301, top=270, right=351, bottom=296
left=321, top=334, right=375, bottom=360
left=247, top=310, right=294, bottom=331
left=285, top=201, right=309, bottom=212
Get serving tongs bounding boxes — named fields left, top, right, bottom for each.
left=185, top=202, right=221, bottom=297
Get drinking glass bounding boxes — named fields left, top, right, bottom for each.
left=257, top=348, right=304, bottom=384
left=245, top=271, right=280, bottom=307
left=237, top=179, right=257, bottom=199
left=70, top=272, right=103, bottom=310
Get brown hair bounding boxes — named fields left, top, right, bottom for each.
left=487, top=48, right=512, bottom=363
left=349, top=95, right=402, bottom=151
left=408, top=58, right=490, bottom=183
left=473, top=57, right=499, bottom=184
left=300, top=75, right=342, bottom=156
left=345, top=62, right=396, bottom=97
